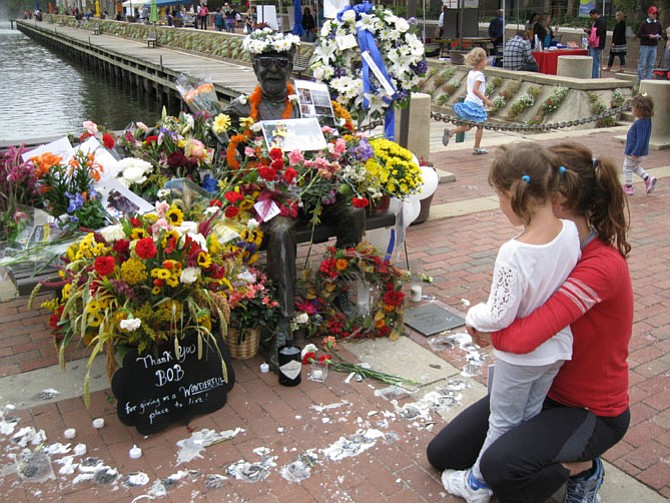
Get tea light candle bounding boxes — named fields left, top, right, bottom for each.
left=63, top=428, right=77, bottom=440
left=73, top=443, right=87, bottom=456
left=92, top=418, right=105, bottom=429
left=312, top=368, right=323, bottom=380
left=410, top=285, right=422, bottom=302
left=260, top=362, right=270, bottom=374
left=129, top=445, right=142, bottom=459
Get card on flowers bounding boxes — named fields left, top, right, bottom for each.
left=294, top=80, right=336, bottom=122
left=259, top=118, right=327, bottom=152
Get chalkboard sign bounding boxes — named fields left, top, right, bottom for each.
left=111, top=333, right=235, bottom=435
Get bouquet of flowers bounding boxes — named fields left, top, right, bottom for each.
left=365, top=138, right=423, bottom=199
left=295, top=243, right=409, bottom=340
left=39, top=201, right=236, bottom=396
left=119, top=109, right=216, bottom=201
left=310, top=3, right=427, bottom=127
left=226, top=267, right=280, bottom=336
left=0, top=146, right=41, bottom=245
left=30, top=149, right=109, bottom=231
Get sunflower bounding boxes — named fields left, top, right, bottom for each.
left=130, top=228, right=148, bottom=240
left=167, top=206, right=184, bottom=226
left=196, top=251, right=212, bottom=268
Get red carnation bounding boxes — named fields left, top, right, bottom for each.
left=258, top=166, right=277, bottom=182
left=102, top=133, right=115, bottom=149
left=94, top=256, right=116, bottom=276
left=135, top=237, right=157, bottom=259
left=225, top=206, right=240, bottom=218
left=318, top=354, right=332, bottom=364
left=352, top=197, right=369, bottom=208
left=209, top=198, right=223, bottom=208
left=282, top=167, right=297, bottom=183
left=225, top=191, right=244, bottom=203
left=79, top=132, right=93, bottom=142
left=145, top=135, right=159, bottom=144
left=129, top=217, right=142, bottom=227
left=302, top=352, right=317, bottom=365
left=270, top=159, right=284, bottom=171
left=113, top=239, right=130, bottom=255
left=269, top=148, right=283, bottom=161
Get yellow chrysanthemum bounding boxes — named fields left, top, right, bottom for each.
left=212, top=113, right=232, bottom=135
left=239, top=116, right=254, bottom=129
left=167, top=206, right=184, bottom=226
left=120, top=257, right=148, bottom=285
left=144, top=213, right=158, bottom=224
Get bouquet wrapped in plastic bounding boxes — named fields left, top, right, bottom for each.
left=175, top=74, right=221, bottom=115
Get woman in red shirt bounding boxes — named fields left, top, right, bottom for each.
left=427, top=142, right=632, bottom=503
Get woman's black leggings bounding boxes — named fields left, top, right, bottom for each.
left=426, top=396, right=630, bottom=503
left=607, top=52, right=626, bottom=68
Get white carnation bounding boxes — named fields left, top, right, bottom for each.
left=98, top=224, right=125, bottom=243
left=120, top=318, right=142, bottom=331
left=117, top=157, right=153, bottom=186
left=394, top=17, right=410, bottom=32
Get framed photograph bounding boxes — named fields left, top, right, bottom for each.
left=294, top=80, right=335, bottom=122
left=259, top=118, right=327, bottom=152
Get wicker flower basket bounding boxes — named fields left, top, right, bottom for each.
left=223, top=327, right=261, bottom=360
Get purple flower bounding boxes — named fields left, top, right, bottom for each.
left=66, top=192, right=85, bottom=213
left=349, top=139, right=374, bottom=162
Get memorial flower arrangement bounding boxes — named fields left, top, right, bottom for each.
left=226, top=267, right=280, bottom=334
left=0, top=146, right=41, bottom=244
left=365, top=138, right=423, bottom=199
left=30, top=149, right=109, bottom=231
left=310, top=2, right=427, bottom=127
left=295, top=243, right=409, bottom=340
left=39, top=201, right=235, bottom=390
left=242, top=27, right=301, bottom=55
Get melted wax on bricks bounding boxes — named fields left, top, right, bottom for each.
left=176, top=428, right=244, bottom=464
left=322, top=428, right=385, bottom=461
left=280, top=451, right=318, bottom=482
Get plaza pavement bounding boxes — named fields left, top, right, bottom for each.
left=0, top=122, right=668, bottom=502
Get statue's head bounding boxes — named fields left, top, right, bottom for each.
left=244, top=28, right=300, bottom=100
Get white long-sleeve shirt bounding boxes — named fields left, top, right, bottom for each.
left=466, top=219, right=580, bottom=366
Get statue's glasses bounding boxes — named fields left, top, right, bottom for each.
left=255, top=56, right=291, bottom=69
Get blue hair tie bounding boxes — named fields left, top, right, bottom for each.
left=559, top=166, right=566, bottom=175
left=521, top=175, right=531, bottom=183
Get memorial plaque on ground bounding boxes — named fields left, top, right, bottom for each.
left=404, top=304, right=466, bottom=336
left=111, top=334, right=235, bottom=435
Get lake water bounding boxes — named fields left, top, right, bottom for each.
left=0, top=19, right=161, bottom=145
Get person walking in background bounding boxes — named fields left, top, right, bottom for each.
left=488, top=9, right=504, bottom=55
left=585, top=9, right=606, bottom=78
left=437, top=5, right=446, bottom=39
left=428, top=141, right=633, bottom=503
left=603, top=10, right=627, bottom=72
left=442, top=48, right=493, bottom=155
left=441, top=143, right=581, bottom=503
left=637, top=6, right=663, bottom=80
left=623, top=94, right=657, bottom=195
left=301, top=7, right=316, bottom=42
left=503, top=31, right=539, bottom=72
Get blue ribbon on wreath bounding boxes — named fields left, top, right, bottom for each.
left=337, top=1, right=396, bottom=140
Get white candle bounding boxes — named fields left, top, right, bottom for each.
left=260, top=362, right=270, bottom=373
left=92, top=418, right=105, bottom=429
left=129, top=445, right=142, bottom=459
left=64, top=428, right=77, bottom=439
left=410, top=285, right=422, bottom=302
left=312, top=368, right=323, bottom=380
left=73, top=443, right=87, bottom=456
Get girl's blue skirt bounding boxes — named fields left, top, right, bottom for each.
left=453, top=100, right=488, bottom=123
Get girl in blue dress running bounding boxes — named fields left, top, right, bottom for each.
left=442, top=47, right=493, bottom=155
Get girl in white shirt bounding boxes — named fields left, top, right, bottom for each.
left=442, top=47, right=493, bottom=155
left=442, top=142, right=581, bottom=503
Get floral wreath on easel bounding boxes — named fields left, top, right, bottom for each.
left=294, top=243, right=409, bottom=340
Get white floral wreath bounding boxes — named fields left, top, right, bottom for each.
left=310, top=4, right=427, bottom=126
left=243, top=27, right=301, bottom=55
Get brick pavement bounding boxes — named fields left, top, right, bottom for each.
left=0, top=129, right=668, bottom=501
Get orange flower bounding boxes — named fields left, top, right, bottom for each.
left=335, top=258, right=348, bottom=271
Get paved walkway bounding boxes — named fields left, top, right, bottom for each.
left=1, top=121, right=668, bottom=502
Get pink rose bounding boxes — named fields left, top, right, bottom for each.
left=83, top=120, right=98, bottom=135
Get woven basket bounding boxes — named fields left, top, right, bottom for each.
left=223, top=327, right=261, bottom=360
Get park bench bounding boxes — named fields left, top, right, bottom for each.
left=92, top=23, right=102, bottom=35
left=145, top=32, right=158, bottom=48
left=5, top=262, right=60, bottom=297
left=292, top=52, right=312, bottom=77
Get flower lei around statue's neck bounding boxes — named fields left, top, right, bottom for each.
left=226, top=82, right=296, bottom=170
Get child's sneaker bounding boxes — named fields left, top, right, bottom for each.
left=623, top=185, right=633, bottom=196
left=473, top=147, right=489, bottom=155
left=442, top=129, right=452, bottom=146
left=441, top=469, right=492, bottom=503
left=564, top=457, right=604, bottom=503
left=644, top=176, right=657, bottom=194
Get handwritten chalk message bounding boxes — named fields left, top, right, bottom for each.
left=111, top=335, right=235, bottom=435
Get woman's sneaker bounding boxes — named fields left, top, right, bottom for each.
left=442, top=129, right=452, bottom=146
left=473, top=147, right=489, bottom=155
left=441, top=469, right=492, bottom=503
left=623, top=184, right=633, bottom=196
left=644, top=176, right=657, bottom=194
left=564, top=457, right=604, bottom=503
